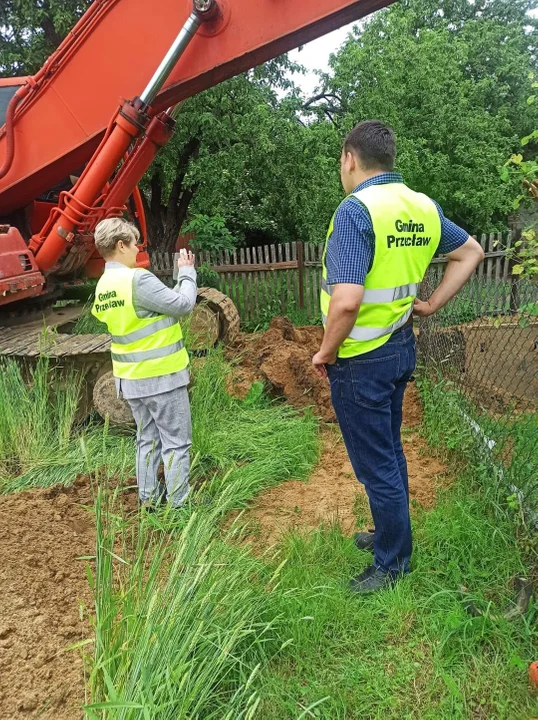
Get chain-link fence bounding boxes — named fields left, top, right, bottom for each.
left=418, top=265, right=538, bottom=520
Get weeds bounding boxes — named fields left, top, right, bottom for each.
left=84, top=351, right=319, bottom=718
left=73, top=299, right=107, bottom=335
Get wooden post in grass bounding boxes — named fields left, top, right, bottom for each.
left=297, top=241, right=305, bottom=310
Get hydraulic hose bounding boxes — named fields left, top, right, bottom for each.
left=0, top=91, right=22, bottom=180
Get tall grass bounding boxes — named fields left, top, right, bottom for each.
left=86, top=483, right=294, bottom=719
left=190, top=351, right=318, bottom=504
left=85, top=349, right=319, bottom=717
left=73, top=299, right=108, bottom=335
left=0, top=357, right=134, bottom=492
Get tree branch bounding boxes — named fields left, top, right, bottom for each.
left=302, top=92, right=342, bottom=111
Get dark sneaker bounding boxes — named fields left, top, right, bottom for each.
left=353, top=531, right=375, bottom=551
left=349, top=565, right=399, bottom=594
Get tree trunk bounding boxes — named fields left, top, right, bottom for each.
left=142, top=137, right=201, bottom=253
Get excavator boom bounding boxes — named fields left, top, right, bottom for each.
left=0, top=0, right=393, bottom=216
left=0, top=0, right=395, bottom=422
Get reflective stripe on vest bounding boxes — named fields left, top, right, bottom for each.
left=110, top=315, right=177, bottom=345
left=321, top=278, right=418, bottom=304
left=321, top=305, right=413, bottom=342
left=320, top=183, right=441, bottom=358
left=111, top=339, right=185, bottom=364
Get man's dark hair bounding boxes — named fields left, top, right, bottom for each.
left=344, top=120, right=396, bottom=172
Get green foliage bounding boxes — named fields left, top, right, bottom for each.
left=184, top=214, right=235, bottom=253
left=0, top=1, right=92, bottom=76
left=141, top=63, right=340, bottom=251
left=195, top=262, right=220, bottom=290
left=320, top=0, right=538, bottom=230
left=501, top=77, right=538, bottom=278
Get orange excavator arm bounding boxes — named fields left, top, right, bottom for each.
left=0, top=0, right=394, bottom=304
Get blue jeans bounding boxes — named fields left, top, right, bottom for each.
left=327, top=326, right=416, bottom=575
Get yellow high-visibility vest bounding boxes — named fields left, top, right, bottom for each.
left=321, top=183, right=441, bottom=358
left=92, top=266, right=188, bottom=380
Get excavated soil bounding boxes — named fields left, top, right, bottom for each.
left=227, top=318, right=448, bottom=546
left=231, top=382, right=448, bottom=547
left=227, top=317, right=334, bottom=420
left=0, top=478, right=95, bottom=719
left=1, top=318, right=447, bottom=716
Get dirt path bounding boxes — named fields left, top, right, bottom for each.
left=0, top=478, right=95, bottom=720
left=234, top=383, right=449, bottom=548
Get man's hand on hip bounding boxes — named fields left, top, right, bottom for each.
left=413, top=298, right=435, bottom=317
left=312, top=349, right=337, bottom=378
left=414, top=237, right=484, bottom=318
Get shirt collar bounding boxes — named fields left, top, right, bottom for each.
left=352, top=172, right=404, bottom=194
left=105, top=261, right=129, bottom=269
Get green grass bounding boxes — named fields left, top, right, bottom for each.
left=72, top=298, right=108, bottom=335
left=0, top=357, right=134, bottom=492
left=2, top=341, right=535, bottom=718
left=252, top=376, right=538, bottom=719
left=255, top=494, right=537, bottom=719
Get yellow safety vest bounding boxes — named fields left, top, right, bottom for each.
left=321, top=183, right=441, bottom=358
left=92, top=266, right=189, bottom=380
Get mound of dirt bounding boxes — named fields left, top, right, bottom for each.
left=227, top=317, right=334, bottom=420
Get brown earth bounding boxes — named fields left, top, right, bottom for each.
left=0, top=477, right=95, bottom=720
left=227, top=317, right=334, bottom=421
left=231, top=382, right=448, bottom=548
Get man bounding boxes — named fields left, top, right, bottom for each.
left=92, top=217, right=197, bottom=510
left=312, top=121, right=484, bottom=593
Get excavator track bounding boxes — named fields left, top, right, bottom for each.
left=0, top=288, right=240, bottom=422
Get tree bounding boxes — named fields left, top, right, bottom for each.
left=139, top=59, right=339, bottom=253
left=0, top=1, right=91, bottom=76
left=309, top=0, right=538, bottom=231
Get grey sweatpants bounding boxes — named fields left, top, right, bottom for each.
left=127, top=386, right=192, bottom=507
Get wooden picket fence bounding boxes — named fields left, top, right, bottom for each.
left=149, top=232, right=517, bottom=323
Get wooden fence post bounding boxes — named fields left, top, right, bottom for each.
left=297, top=241, right=305, bottom=309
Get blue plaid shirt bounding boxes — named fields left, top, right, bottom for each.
left=325, top=173, right=470, bottom=286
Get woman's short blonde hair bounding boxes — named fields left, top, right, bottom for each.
left=94, top=218, right=140, bottom=257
